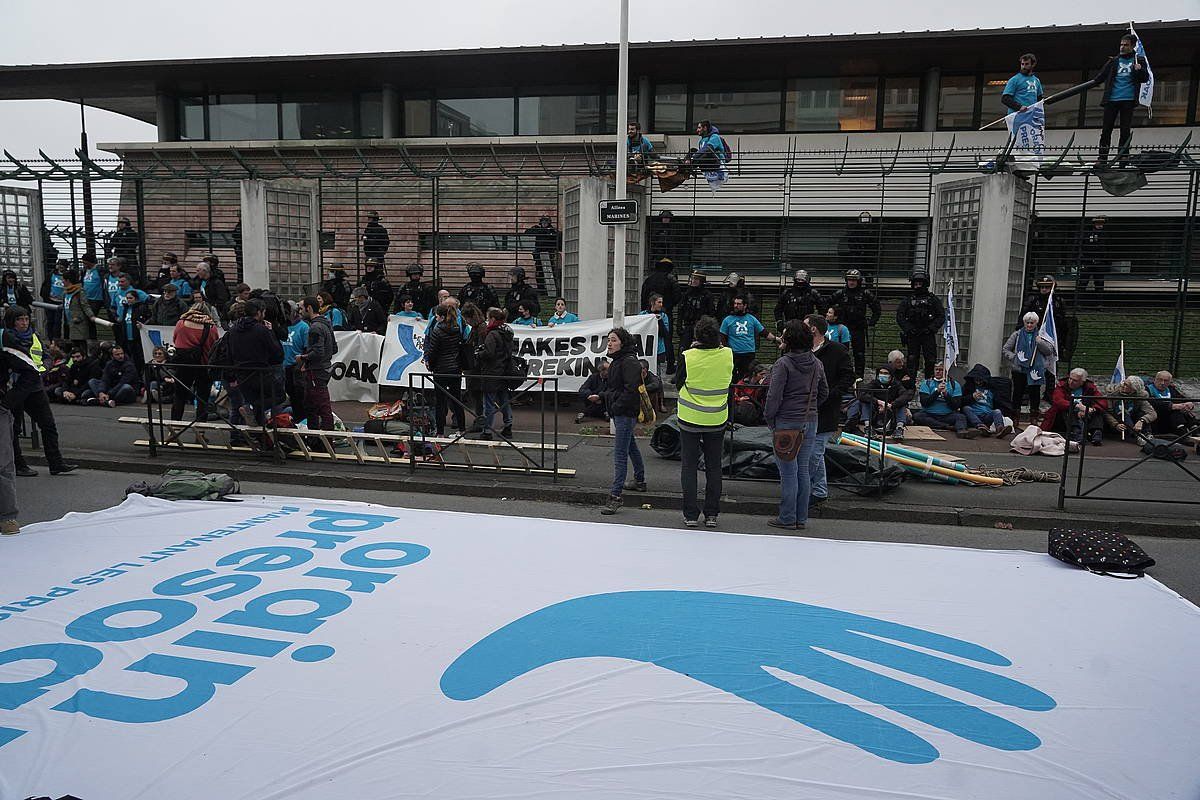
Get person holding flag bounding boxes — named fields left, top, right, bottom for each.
left=1090, top=31, right=1150, bottom=164
left=1002, top=311, right=1057, bottom=428
left=1001, top=53, right=1044, bottom=113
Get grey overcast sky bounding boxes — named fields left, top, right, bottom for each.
left=0, top=0, right=1195, bottom=157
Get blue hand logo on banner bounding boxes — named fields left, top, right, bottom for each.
left=441, top=591, right=1055, bottom=764
left=386, top=322, right=423, bottom=382
left=146, top=329, right=165, bottom=349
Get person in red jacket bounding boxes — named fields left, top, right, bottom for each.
left=1042, top=367, right=1108, bottom=447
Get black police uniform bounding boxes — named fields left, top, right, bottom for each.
left=896, top=286, right=944, bottom=379
left=829, top=284, right=881, bottom=376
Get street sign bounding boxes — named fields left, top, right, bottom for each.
left=598, top=199, right=638, bottom=225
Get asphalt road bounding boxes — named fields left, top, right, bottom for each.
left=10, top=469, right=1200, bottom=605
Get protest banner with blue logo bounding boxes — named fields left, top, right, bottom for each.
left=1004, top=101, right=1046, bottom=163
left=2, top=496, right=1199, bottom=798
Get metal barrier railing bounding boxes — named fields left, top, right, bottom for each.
left=1057, top=393, right=1200, bottom=508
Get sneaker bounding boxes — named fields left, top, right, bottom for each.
left=998, top=423, right=1014, bottom=437
left=893, top=426, right=906, bottom=441
left=767, top=517, right=797, bottom=531
left=1089, top=432, right=1104, bottom=447
left=600, top=495, right=621, bottom=515
left=977, top=425, right=992, bottom=437
left=704, top=516, right=718, bottom=528
left=809, top=495, right=827, bottom=508
left=1068, top=439, right=1081, bottom=453
left=0, top=519, right=18, bottom=535
left=958, top=429, right=979, bottom=439
left=83, top=397, right=98, bottom=406
left=574, top=412, right=585, bottom=423
left=625, top=480, right=647, bottom=492
left=106, top=399, right=117, bottom=408
left=478, top=430, right=493, bottom=441
left=49, top=463, right=78, bottom=476
left=15, top=465, right=37, bottom=477
left=684, top=518, right=699, bottom=528
left=501, top=426, right=512, bottom=438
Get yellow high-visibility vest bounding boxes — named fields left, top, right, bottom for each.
left=678, top=346, right=733, bottom=427
left=30, top=333, right=44, bottom=373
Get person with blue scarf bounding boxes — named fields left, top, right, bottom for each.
left=1003, top=311, right=1057, bottom=427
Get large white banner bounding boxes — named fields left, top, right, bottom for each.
left=2, top=496, right=1199, bottom=799
left=140, top=325, right=381, bottom=403
left=381, top=314, right=659, bottom=392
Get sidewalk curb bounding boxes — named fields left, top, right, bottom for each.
left=31, top=451, right=1200, bottom=540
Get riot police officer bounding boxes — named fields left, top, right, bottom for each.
left=458, top=261, right=499, bottom=312
left=503, top=266, right=540, bottom=321
left=828, top=269, right=881, bottom=377
left=676, top=270, right=718, bottom=359
left=357, top=258, right=395, bottom=312
left=399, top=264, right=438, bottom=316
left=895, top=271, right=944, bottom=379
left=774, top=269, right=825, bottom=330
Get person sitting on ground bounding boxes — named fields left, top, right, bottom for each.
left=316, top=291, right=347, bottom=329
left=511, top=302, right=540, bottom=327
left=51, top=345, right=100, bottom=404
left=1101, top=375, right=1156, bottom=439
left=347, top=287, right=388, bottom=334
left=393, top=293, right=423, bottom=319
left=1, top=270, right=35, bottom=311
left=1146, top=371, right=1198, bottom=436
left=40, top=343, right=68, bottom=397
left=913, top=361, right=974, bottom=438
left=845, top=363, right=914, bottom=440
left=640, top=358, right=665, bottom=413
left=1043, top=367, right=1108, bottom=447
left=824, top=307, right=852, bottom=346
left=82, top=343, right=139, bottom=407
left=963, top=364, right=1014, bottom=437
left=547, top=296, right=580, bottom=326
left=731, top=362, right=770, bottom=426
left=575, top=360, right=610, bottom=423
left=145, top=346, right=175, bottom=404
left=150, top=281, right=186, bottom=326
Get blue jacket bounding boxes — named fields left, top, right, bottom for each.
left=83, top=268, right=105, bottom=302
left=695, top=127, right=726, bottom=163
left=919, top=378, right=963, bottom=415
left=170, top=277, right=194, bottom=298
left=627, top=135, right=653, bottom=155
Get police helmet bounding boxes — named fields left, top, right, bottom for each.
left=466, top=262, right=485, bottom=279
left=510, top=266, right=526, bottom=281
left=406, top=264, right=424, bottom=277
left=689, top=269, right=706, bottom=284
left=794, top=269, right=809, bottom=283
left=1037, top=274, right=1056, bottom=287
left=845, top=269, right=863, bottom=282
left=910, top=271, right=930, bottom=287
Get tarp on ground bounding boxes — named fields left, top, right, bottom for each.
left=2, top=497, right=1199, bottom=799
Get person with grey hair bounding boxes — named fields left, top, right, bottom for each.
left=1003, top=311, right=1057, bottom=427
left=1101, top=375, right=1156, bottom=438
left=1044, top=367, right=1107, bottom=446
left=1147, top=370, right=1198, bottom=437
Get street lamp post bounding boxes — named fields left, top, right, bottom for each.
left=611, top=0, right=630, bottom=326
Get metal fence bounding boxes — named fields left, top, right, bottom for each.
left=3, top=138, right=1197, bottom=377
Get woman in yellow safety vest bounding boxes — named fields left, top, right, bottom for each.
left=1, top=305, right=76, bottom=477
left=673, top=315, right=733, bottom=527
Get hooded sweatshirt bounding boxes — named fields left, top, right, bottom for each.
left=764, top=349, right=829, bottom=429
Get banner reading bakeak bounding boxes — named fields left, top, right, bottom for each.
left=380, top=314, right=659, bottom=393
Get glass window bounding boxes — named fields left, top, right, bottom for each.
left=280, top=93, right=355, bottom=139
left=881, top=77, right=920, bottom=130
left=178, top=96, right=205, bottom=140
left=691, top=83, right=781, bottom=133
left=208, top=94, right=279, bottom=140
left=359, top=91, right=382, bottom=137
left=982, top=70, right=1082, bottom=128
left=1142, top=67, right=1192, bottom=126
left=785, top=77, right=877, bottom=132
left=603, top=88, right=639, bottom=132
left=404, top=97, right=432, bottom=136
left=518, top=93, right=601, bottom=135
left=653, top=83, right=687, bottom=132
left=436, top=96, right=514, bottom=136
left=937, top=75, right=978, bottom=129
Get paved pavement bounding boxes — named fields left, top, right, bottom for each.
left=10, top=468, right=1200, bottom=606
left=25, top=401, right=1200, bottom=538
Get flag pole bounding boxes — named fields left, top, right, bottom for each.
left=978, top=80, right=1096, bottom=131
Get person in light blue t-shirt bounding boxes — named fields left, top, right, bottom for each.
left=393, top=294, right=423, bottom=319
left=913, top=362, right=972, bottom=437
left=1001, top=53, right=1044, bottom=112
left=720, top=295, right=774, bottom=382
left=824, top=307, right=852, bottom=346
left=547, top=297, right=580, bottom=326
left=511, top=302, right=540, bottom=327
left=1090, top=33, right=1149, bottom=163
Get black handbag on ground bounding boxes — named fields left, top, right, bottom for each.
left=1048, top=527, right=1155, bottom=578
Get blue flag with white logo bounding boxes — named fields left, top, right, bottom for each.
left=1131, top=25, right=1154, bottom=112
left=1004, top=101, right=1046, bottom=162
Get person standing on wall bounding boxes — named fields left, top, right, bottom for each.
left=524, top=215, right=562, bottom=295
left=361, top=211, right=390, bottom=267
left=1090, top=33, right=1149, bottom=165
left=829, top=269, right=880, bottom=378
left=673, top=315, right=732, bottom=528
left=1000, top=53, right=1043, bottom=114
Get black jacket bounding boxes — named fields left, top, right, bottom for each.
left=478, top=324, right=515, bottom=393
left=829, top=286, right=881, bottom=328
left=399, top=280, right=437, bottom=315
left=321, top=274, right=353, bottom=309
left=677, top=286, right=718, bottom=328
left=149, top=296, right=187, bottom=327
left=504, top=282, right=540, bottom=320
left=1091, top=54, right=1149, bottom=105
left=813, top=340, right=854, bottom=434
left=896, top=289, right=945, bottom=338
left=225, top=317, right=284, bottom=370
left=109, top=227, right=141, bottom=278
left=65, top=356, right=102, bottom=392
left=524, top=223, right=560, bottom=254
left=717, top=283, right=758, bottom=317
left=458, top=280, right=499, bottom=312
left=640, top=262, right=679, bottom=311
left=423, top=320, right=463, bottom=376
left=362, top=221, right=391, bottom=260
left=775, top=282, right=825, bottom=328
left=1, top=282, right=34, bottom=310
left=99, top=356, right=140, bottom=391
left=603, top=345, right=643, bottom=418
left=347, top=299, right=388, bottom=334
left=195, top=275, right=231, bottom=315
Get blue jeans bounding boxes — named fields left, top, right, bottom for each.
left=913, top=409, right=967, bottom=433
left=774, top=419, right=817, bottom=525
left=964, top=407, right=1005, bottom=429
left=610, top=414, right=645, bottom=497
left=483, top=389, right=512, bottom=433
left=85, top=378, right=136, bottom=405
left=809, top=430, right=831, bottom=501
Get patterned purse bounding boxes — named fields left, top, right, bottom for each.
left=1048, top=528, right=1155, bottom=578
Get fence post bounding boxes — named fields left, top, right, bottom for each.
left=146, top=364, right=158, bottom=458
left=135, top=178, right=147, bottom=275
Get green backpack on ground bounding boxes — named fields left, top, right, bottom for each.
left=126, top=469, right=241, bottom=501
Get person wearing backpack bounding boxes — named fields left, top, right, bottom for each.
left=298, top=296, right=338, bottom=432
left=686, top=120, right=729, bottom=171
left=477, top=307, right=515, bottom=441
left=597, top=327, right=648, bottom=515
left=168, top=303, right=220, bottom=422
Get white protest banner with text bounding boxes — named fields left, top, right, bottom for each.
left=330, top=331, right=382, bottom=403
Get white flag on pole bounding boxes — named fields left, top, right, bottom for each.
left=1003, top=101, right=1046, bottom=163
left=1110, top=340, right=1126, bottom=385
left=1131, top=23, right=1154, bottom=112
left=944, top=280, right=960, bottom=368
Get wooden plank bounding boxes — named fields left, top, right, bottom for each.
left=132, top=441, right=575, bottom=477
